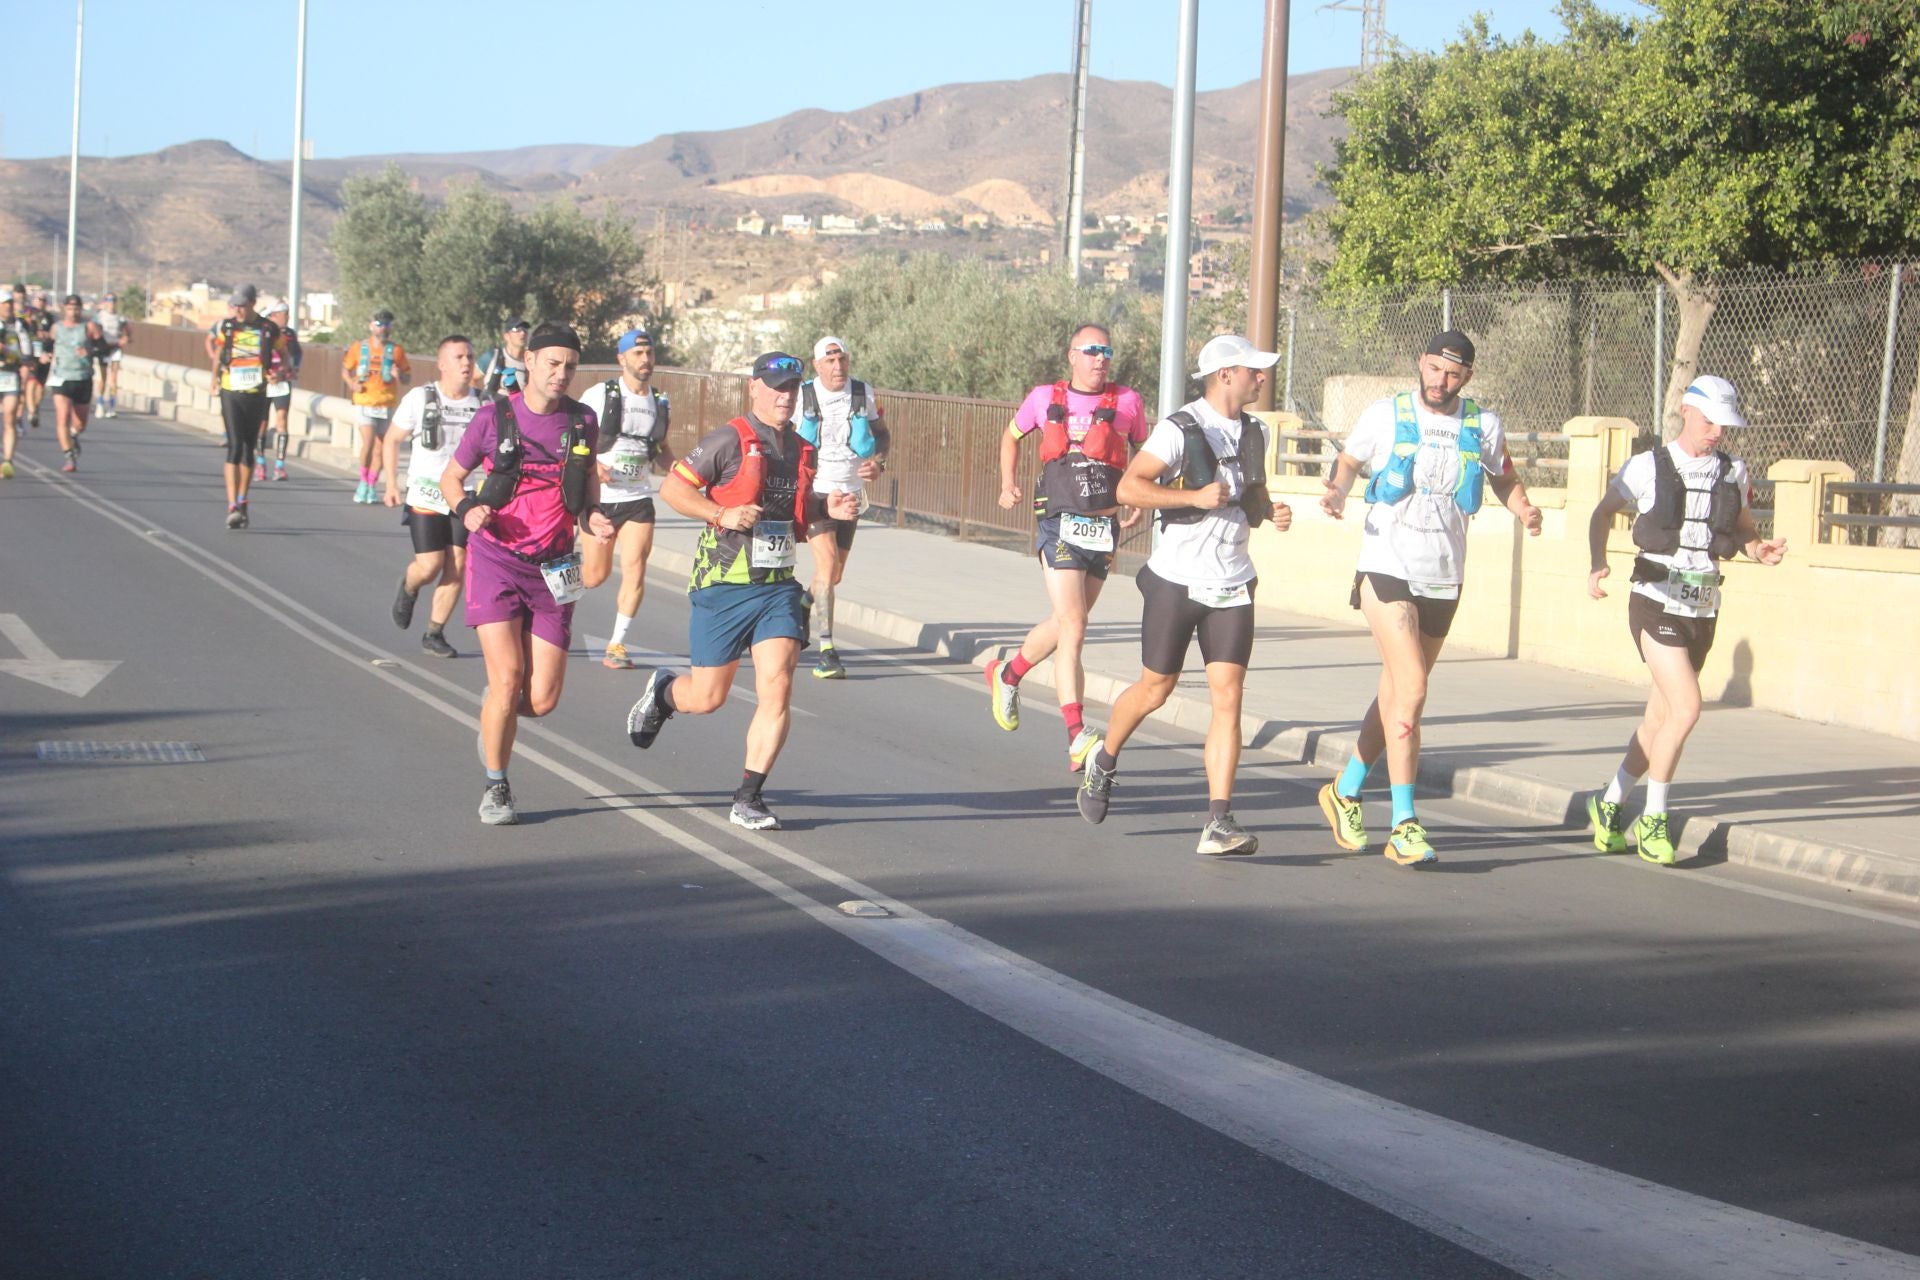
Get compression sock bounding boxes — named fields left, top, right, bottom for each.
left=812, top=586, right=835, bottom=648
left=1603, top=765, right=1637, bottom=805
left=1094, top=746, right=1118, bottom=772
left=1336, top=752, right=1374, bottom=800
left=1005, top=653, right=1035, bottom=685
left=658, top=679, right=678, bottom=715
left=610, top=612, right=635, bottom=647
left=1644, top=779, right=1672, bottom=815
left=1209, top=798, right=1231, bottom=821
left=1062, top=703, right=1085, bottom=740
left=735, top=769, right=769, bottom=803
left=1390, top=783, right=1417, bottom=828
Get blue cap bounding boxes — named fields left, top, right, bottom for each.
left=617, top=328, right=653, bottom=355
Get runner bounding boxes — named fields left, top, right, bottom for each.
left=1074, top=335, right=1294, bottom=854
left=342, top=309, right=411, bottom=503
left=988, top=323, right=1149, bottom=770
left=577, top=327, right=672, bottom=670
left=1584, top=376, right=1786, bottom=864
left=92, top=292, right=130, bottom=417
left=209, top=285, right=281, bottom=528
left=623, top=351, right=860, bottom=831
left=0, top=293, right=30, bottom=478
left=258, top=298, right=301, bottom=481
left=440, top=323, right=612, bottom=825
left=1315, top=330, right=1542, bottom=867
left=383, top=335, right=483, bottom=658
left=477, top=318, right=530, bottom=398
left=48, top=295, right=104, bottom=474
left=23, top=288, right=53, bottom=431
left=796, top=335, right=887, bottom=680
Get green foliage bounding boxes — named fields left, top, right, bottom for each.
left=330, top=166, right=430, bottom=331
left=781, top=253, right=1162, bottom=407
left=116, top=284, right=148, bottom=320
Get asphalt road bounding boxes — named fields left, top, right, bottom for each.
left=3, top=413, right=1918, bottom=1280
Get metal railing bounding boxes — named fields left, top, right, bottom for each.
left=1823, top=481, right=1920, bottom=545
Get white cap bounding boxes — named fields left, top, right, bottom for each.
left=1194, top=333, right=1280, bottom=378
left=259, top=296, right=288, bottom=315
left=1680, top=375, right=1746, bottom=428
left=814, top=335, right=849, bottom=361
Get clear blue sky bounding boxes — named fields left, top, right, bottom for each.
left=2, top=1, right=1614, bottom=161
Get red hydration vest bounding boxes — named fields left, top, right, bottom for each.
left=706, top=417, right=815, bottom=527
left=1037, top=381, right=1129, bottom=469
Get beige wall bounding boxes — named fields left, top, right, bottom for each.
left=1249, top=412, right=1920, bottom=742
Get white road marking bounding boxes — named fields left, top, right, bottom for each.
left=0, top=612, right=121, bottom=696
left=27, top=452, right=1920, bottom=1280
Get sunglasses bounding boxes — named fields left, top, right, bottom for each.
left=760, top=357, right=803, bottom=376
left=1074, top=344, right=1115, bottom=359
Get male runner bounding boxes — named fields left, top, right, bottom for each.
left=209, top=286, right=281, bottom=527
left=1585, top=376, right=1786, bottom=863
left=1316, top=330, right=1541, bottom=866
left=0, top=294, right=30, bottom=478
left=796, top=335, right=887, bottom=679
left=624, top=351, right=860, bottom=831
left=577, top=327, right=673, bottom=670
left=477, top=318, right=530, bottom=398
left=23, top=288, right=53, bottom=430
left=441, top=323, right=612, bottom=825
left=93, top=292, right=130, bottom=417
left=989, top=323, right=1149, bottom=769
left=48, top=295, right=104, bottom=474
left=384, top=335, right=483, bottom=658
left=1075, top=335, right=1294, bottom=854
left=343, top=309, right=411, bottom=503
left=259, top=298, right=300, bottom=481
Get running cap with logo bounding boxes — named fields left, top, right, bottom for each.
left=751, top=351, right=805, bottom=388
left=813, top=335, right=849, bottom=361
left=504, top=316, right=530, bottom=333
left=229, top=283, right=258, bottom=306
left=526, top=322, right=581, bottom=353
left=372, top=309, right=395, bottom=325
left=1424, top=329, right=1475, bottom=366
left=1194, top=333, right=1280, bottom=378
left=1680, top=375, right=1747, bottom=428
left=617, top=328, right=653, bottom=354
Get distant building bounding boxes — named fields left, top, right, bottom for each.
left=736, top=212, right=768, bottom=236
left=818, top=214, right=862, bottom=236
left=914, top=218, right=948, bottom=234
left=778, top=214, right=814, bottom=236
left=960, top=212, right=993, bottom=230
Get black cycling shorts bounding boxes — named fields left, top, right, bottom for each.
left=52, top=379, right=92, bottom=406
left=1628, top=591, right=1717, bottom=672
left=405, top=507, right=470, bottom=554
left=603, top=498, right=657, bottom=531
left=1351, top=571, right=1461, bottom=639
left=1138, top=564, right=1258, bottom=673
left=220, top=392, right=269, bottom=465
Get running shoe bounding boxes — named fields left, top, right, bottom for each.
left=236, top=502, right=250, bottom=529
left=353, top=480, right=371, bottom=504
left=1318, top=783, right=1368, bottom=851
left=1197, top=812, right=1260, bottom=856
left=813, top=645, right=846, bottom=680
left=1076, top=748, right=1114, bottom=825
left=730, top=797, right=781, bottom=831
left=1634, top=812, right=1677, bottom=865
left=1067, top=726, right=1101, bottom=773
left=985, top=658, right=1020, bottom=731
left=478, top=781, right=518, bottom=826
left=1588, top=794, right=1628, bottom=854
left=392, top=576, right=418, bottom=630
left=1384, top=819, right=1438, bottom=866
left=225, top=504, right=244, bottom=530
left=0, top=460, right=12, bottom=479
left=626, top=668, right=677, bottom=749
left=62, top=451, right=76, bottom=473
left=254, top=461, right=267, bottom=482
left=273, top=462, right=289, bottom=481
left=69, top=435, right=80, bottom=459
left=602, top=641, right=635, bottom=670
left=421, top=629, right=457, bottom=658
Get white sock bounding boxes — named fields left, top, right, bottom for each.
left=610, top=612, right=635, bottom=646
left=1603, top=766, right=1636, bottom=805
left=1645, top=779, right=1672, bottom=815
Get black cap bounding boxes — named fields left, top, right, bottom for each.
left=751, top=351, right=805, bottom=388
left=504, top=316, right=530, bottom=333
left=372, top=309, right=395, bottom=325
left=1424, top=329, right=1475, bottom=366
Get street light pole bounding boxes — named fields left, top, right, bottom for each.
left=1062, top=0, right=1091, bottom=282
left=1158, top=0, right=1200, bottom=421
left=288, top=0, right=309, bottom=328
left=64, top=0, right=85, bottom=297
left=1248, top=0, right=1290, bottom=411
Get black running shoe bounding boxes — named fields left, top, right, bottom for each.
left=1077, top=749, right=1114, bottom=825
left=393, top=575, right=418, bottom=629
left=729, top=796, right=781, bottom=830
left=421, top=629, right=457, bottom=658
left=626, top=668, right=677, bottom=749
left=478, top=781, right=517, bottom=825
left=224, top=504, right=244, bottom=529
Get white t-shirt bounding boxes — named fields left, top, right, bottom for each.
left=1341, top=393, right=1510, bottom=589
left=392, top=383, right=482, bottom=513
left=1141, top=398, right=1265, bottom=589
left=1608, top=444, right=1751, bottom=617
left=577, top=377, right=661, bottom=503
left=804, top=378, right=883, bottom=494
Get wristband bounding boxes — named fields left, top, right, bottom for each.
left=454, top=496, right=481, bottom=519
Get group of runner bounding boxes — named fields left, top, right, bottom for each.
left=0, top=284, right=132, bottom=480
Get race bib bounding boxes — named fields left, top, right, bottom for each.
left=1188, top=582, right=1252, bottom=609
left=266, top=381, right=291, bottom=398
left=366, top=404, right=391, bottom=420
left=0, top=372, right=18, bottom=394
left=751, top=520, right=796, bottom=569
left=1663, top=567, right=1721, bottom=618
left=1408, top=581, right=1460, bottom=601
left=409, top=478, right=445, bottom=510
left=539, top=552, right=585, bottom=605
left=32, top=342, right=47, bottom=358
left=1060, top=512, right=1115, bottom=552
left=227, top=365, right=263, bottom=391
left=609, top=438, right=647, bottom=481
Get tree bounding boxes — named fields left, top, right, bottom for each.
left=117, top=284, right=148, bottom=320
left=1324, top=0, right=1920, bottom=434
left=330, top=165, right=430, bottom=336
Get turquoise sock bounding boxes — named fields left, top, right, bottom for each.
left=485, top=767, right=506, bottom=783
left=1390, top=783, right=1416, bottom=827
left=1336, top=753, right=1373, bottom=800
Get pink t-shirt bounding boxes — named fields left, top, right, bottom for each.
left=1012, top=383, right=1150, bottom=447
left=454, top=392, right=601, bottom=561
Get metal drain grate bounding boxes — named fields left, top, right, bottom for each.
left=36, top=741, right=208, bottom=765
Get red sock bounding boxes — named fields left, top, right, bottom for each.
left=1006, top=654, right=1035, bottom=684
left=1063, top=702, right=1084, bottom=738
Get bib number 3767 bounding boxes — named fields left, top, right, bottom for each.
left=751, top=520, right=796, bottom=570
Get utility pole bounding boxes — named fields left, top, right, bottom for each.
left=1320, top=0, right=1387, bottom=72
left=1062, top=0, right=1092, bottom=282
left=1158, top=0, right=1200, bottom=421
left=1248, top=0, right=1291, bottom=411
left=64, top=0, right=85, bottom=297
left=288, top=0, right=309, bottom=328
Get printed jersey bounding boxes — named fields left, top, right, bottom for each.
left=1140, top=398, right=1267, bottom=589
left=392, top=383, right=483, bottom=514
left=1341, top=393, right=1510, bottom=588
left=671, top=416, right=809, bottom=589
left=1609, top=444, right=1752, bottom=617
left=216, top=317, right=282, bottom=395
left=0, top=319, right=31, bottom=379
left=344, top=339, right=411, bottom=407
left=577, top=378, right=662, bottom=503
left=452, top=393, right=599, bottom=563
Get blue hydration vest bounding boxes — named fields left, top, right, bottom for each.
left=797, top=379, right=878, bottom=457
left=1362, top=391, right=1485, bottom=515
left=356, top=340, right=396, bottom=384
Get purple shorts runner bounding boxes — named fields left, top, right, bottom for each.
left=464, top=535, right=574, bottom=651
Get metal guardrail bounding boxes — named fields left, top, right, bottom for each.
left=1823, top=482, right=1920, bottom=537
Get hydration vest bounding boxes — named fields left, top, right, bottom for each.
left=600, top=377, right=671, bottom=460
left=1362, top=391, right=1485, bottom=514
left=473, top=394, right=594, bottom=517
left=797, top=379, right=883, bottom=458
left=1156, top=410, right=1270, bottom=529
left=417, top=384, right=474, bottom=451
left=706, top=417, right=815, bottom=528
left=1632, top=446, right=1744, bottom=562
left=1035, top=381, right=1131, bottom=517
left=218, top=317, right=279, bottom=389
left=482, top=349, right=524, bottom=397
left=356, top=339, right=397, bottom=384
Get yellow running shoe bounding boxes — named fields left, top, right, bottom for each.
left=0, top=460, right=13, bottom=479
left=986, top=658, right=1020, bottom=732
left=1318, top=783, right=1367, bottom=851
left=602, top=642, right=635, bottom=670
left=1588, top=794, right=1627, bottom=853
left=1385, top=819, right=1437, bottom=866
left=1634, top=812, right=1677, bottom=865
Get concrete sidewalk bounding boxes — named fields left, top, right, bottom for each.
left=641, top=515, right=1920, bottom=906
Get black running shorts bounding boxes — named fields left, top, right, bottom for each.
left=1138, top=565, right=1258, bottom=673
left=52, top=378, right=92, bottom=406
left=1628, top=591, right=1717, bottom=672
left=405, top=507, right=470, bottom=554
left=603, top=498, right=657, bottom=531
left=1351, top=571, right=1461, bottom=639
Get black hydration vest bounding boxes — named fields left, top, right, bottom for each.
left=420, top=385, right=447, bottom=450
left=1631, top=446, right=1743, bottom=564
left=600, top=378, right=671, bottom=459
left=474, top=394, right=594, bottom=516
left=1156, top=409, right=1270, bottom=529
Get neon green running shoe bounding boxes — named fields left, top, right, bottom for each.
left=1318, top=783, right=1367, bottom=851
left=1588, top=795, right=1627, bottom=853
left=1385, top=819, right=1437, bottom=866
left=986, top=658, right=1020, bottom=732
left=1634, top=812, right=1677, bottom=865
